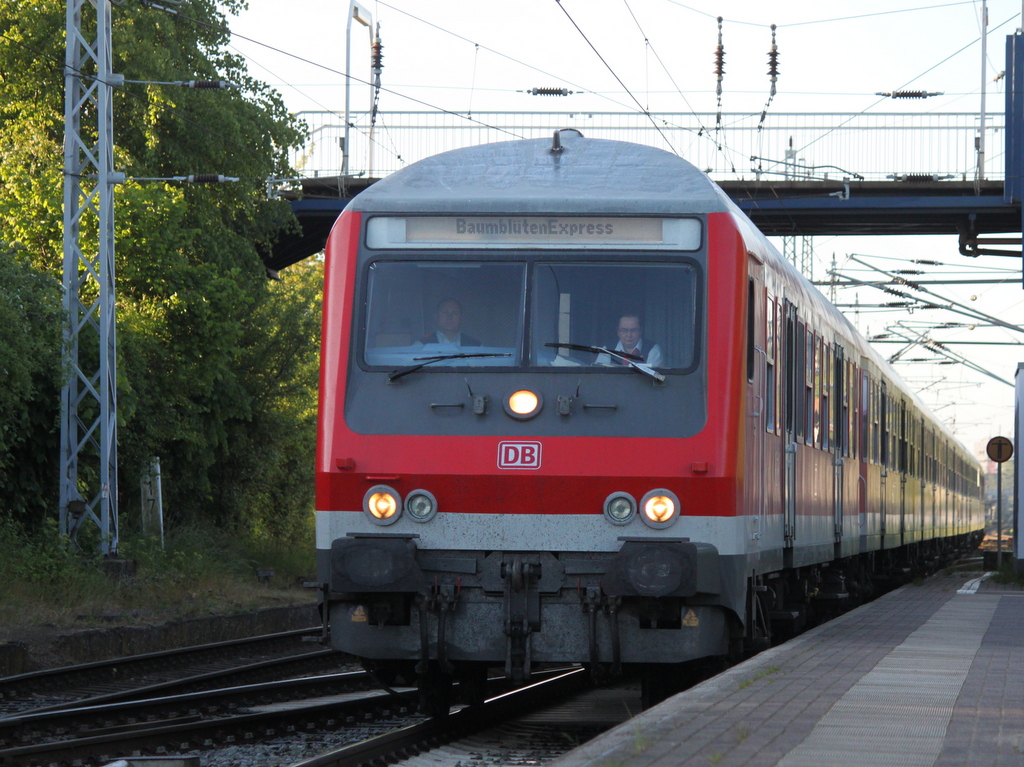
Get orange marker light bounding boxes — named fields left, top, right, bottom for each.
left=368, top=491, right=398, bottom=519
left=644, top=495, right=676, bottom=523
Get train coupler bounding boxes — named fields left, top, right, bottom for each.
left=503, top=556, right=540, bottom=682
left=415, top=580, right=460, bottom=676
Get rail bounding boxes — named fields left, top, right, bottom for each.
left=289, top=111, right=1003, bottom=184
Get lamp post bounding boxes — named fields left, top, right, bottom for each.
left=343, top=0, right=372, bottom=176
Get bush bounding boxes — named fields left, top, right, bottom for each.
left=0, top=520, right=315, bottom=625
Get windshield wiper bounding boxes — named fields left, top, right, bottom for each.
left=545, top=342, right=665, bottom=382
left=388, top=352, right=513, bottom=382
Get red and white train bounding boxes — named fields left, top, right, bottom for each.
left=315, top=131, right=983, bottom=709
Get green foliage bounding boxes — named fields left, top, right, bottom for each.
left=0, top=520, right=314, bottom=621
left=0, top=249, right=63, bottom=524
left=0, top=0, right=318, bottom=548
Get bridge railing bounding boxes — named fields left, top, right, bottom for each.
left=289, top=111, right=1002, bottom=184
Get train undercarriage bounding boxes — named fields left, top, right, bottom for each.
left=320, top=529, right=982, bottom=713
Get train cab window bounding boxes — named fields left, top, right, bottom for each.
left=362, top=261, right=526, bottom=367
left=530, top=262, right=699, bottom=370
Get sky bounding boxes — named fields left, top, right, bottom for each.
left=225, top=0, right=1024, bottom=460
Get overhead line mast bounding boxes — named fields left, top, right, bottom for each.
left=61, top=0, right=119, bottom=554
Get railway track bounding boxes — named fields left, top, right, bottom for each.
left=0, top=669, right=418, bottom=766
left=0, top=628, right=346, bottom=718
left=0, top=664, right=592, bottom=767
left=287, top=668, right=632, bottom=767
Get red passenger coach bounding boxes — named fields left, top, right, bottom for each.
left=314, top=130, right=983, bottom=711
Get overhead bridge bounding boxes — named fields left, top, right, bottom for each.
left=266, top=177, right=1021, bottom=273
left=264, top=31, right=1024, bottom=276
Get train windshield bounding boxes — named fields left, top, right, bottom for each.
left=363, top=261, right=527, bottom=368
left=531, top=262, right=698, bottom=371
left=362, top=260, right=698, bottom=372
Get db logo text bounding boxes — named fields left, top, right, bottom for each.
left=498, top=441, right=542, bottom=469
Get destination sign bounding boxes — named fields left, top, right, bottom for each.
left=366, top=216, right=702, bottom=250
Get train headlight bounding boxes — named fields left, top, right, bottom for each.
left=363, top=485, right=402, bottom=525
left=603, top=492, right=636, bottom=525
left=504, top=389, right=543, bottom=420
left=405, top=489, right=438, bottom=522
left=640, top=489, right=680, bottom=529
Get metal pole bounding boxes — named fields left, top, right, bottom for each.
left=343, top=0, right=354, bottom=176
left=343, top=1, right=371, bottom=177
left=998, top=460, right=1004, bottom=570
left=979, top=0, right=988, bottom=181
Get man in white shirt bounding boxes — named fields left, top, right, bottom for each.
left=419, top=298, right=481, bottom=346
left=596, top=313, right=663, bottom=367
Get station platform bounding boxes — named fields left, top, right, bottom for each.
left=550, top=572, right=1024, bottom=767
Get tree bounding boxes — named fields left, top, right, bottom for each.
left=0, top=248, right=63, bottom=524
left=0, top=1, right=318, bottom=540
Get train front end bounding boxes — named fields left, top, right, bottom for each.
left=315, top=133, right=750, bottom=699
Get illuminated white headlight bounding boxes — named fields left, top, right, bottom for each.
left=603, top=492, right=636, bottom=525
left=363, top=485, right=402, bottom=525
left=640, top=489, right=680, bottom=529
left=405, top=489, right=438, bottom=522
left=504, top=389, right=543, bottom=420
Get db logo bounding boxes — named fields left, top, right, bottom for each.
left=498, top=441, right=542, bottom=469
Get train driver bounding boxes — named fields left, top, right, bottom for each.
left=596, top=312, right=663, bottom=367
left=419, top=298, right=481, bottom=346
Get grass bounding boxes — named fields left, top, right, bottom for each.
left=0, top=518, right=316, bottom=629
left=990, top=559, right=1024, bottom=586
left=739, top=664, right=781, bottom=689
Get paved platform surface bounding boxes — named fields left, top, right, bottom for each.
left=550, top=573, right=1024, bottom=767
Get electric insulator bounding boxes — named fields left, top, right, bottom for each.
left=183, top=80, right=238, bottom=89
left=876, top=90, right=942, bottom=99
left=767, top=24, right=779, bottom=80
left=371, top=38, right=384, bottom=72
left=714, top=16, right=725, bottom=77
left=185, top=174, right=238, bottom=184
left=530, top=87, right=571, bottom=96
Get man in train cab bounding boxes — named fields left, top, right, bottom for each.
left=419, top=297, right=481, bottom=346
left=596, top=312, right=663, bottom=367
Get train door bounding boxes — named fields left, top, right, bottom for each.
left=745, top=273, right=766, bottom=547
left=832, top=346, right=844, bottom=548
left=782, top=301, right=798, bottom=551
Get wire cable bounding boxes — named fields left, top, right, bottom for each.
left=553, top=0, right=679, bottom=156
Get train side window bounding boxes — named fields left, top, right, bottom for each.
left=833, top=347, right=844, bottom=454
left=795, top=320, right=806, bottom=442
left=876, top=389, right=884, bottom=466
left=898, top=401, right=907, bottom=474
left=746, top=279, right=755, bottom=382
left=785, top=308, right=796, bottom=437
left=849, top=362, right=858, bottom=459
left=804, top=327, right=814, bottom=446
left=821, top=341, right=831, bottom=450
left=765, top=294, right=776, bottom=433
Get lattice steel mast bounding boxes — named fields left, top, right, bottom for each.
left=61, top=0, right=119, bottom=554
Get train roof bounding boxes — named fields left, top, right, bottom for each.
left=346, top=130, right=735, bottom=215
